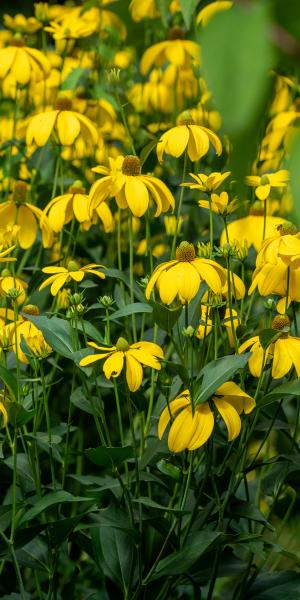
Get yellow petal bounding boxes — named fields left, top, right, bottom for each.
left=26, top=111, right=58, bottom=146
left=17, top=205, right=37, bottom=249
left=50, top=273, right=69, bottom=296
left=164, top=126, right=189, bottom=158
left=214, top=398, right=241, bottom=441
left=125, top=352, right=143, bottom=392
left=168, top=407, right=198, bottom=452
left=125, top=177, right=149, bottom=217
left=103, top=351, right=124, bottom=379
left=128, top=348, right=161, bottom=370
left=80, top=352, right=112, bottom=366
left=158, top=392, right=190, bottom=439
left=57, top=111, right=81, bottom=145
left=188, top=402, right=214, bottom=450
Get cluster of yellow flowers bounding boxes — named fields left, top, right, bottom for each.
left=0, top=0, right=298, bottom=458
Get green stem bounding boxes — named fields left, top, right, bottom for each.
left=128, top=214, right=137, bottom=341
left=171, top=152, right=188, bottom=258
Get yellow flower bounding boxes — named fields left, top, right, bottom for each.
left=199, top=192, right=237, bottom=216
left=164, top=215, right=183, bottom=236
left=128, top=70, right=172, bottom=115
left=89, top=155, right=175, bottom=218
left=196, top=1, right=233, bottom=26
left=0, top=245, right=16, bottom=263
left=3, top=13, right=42, bottom=33
left=0, top=392, right=8, bottom=428
left=140, top=29, right=199, bottom=75
left=240, top=315, right=300, bottom=379
left=26, top=97, right=99, bottom=149
left=39, top=261, right=106, bottom=296
left=44, top=181, right=90, bottom=233
left=0, top=269, right=27, bottom=306
left=158, top=382, right=255, bottom=452
left=146, top=241, right=225, bottom=305
left=80, top=337, right=164, bottom=392
left=0, top=181, right=53, bottom=250
left=129, top=0, right=159, bottom=22
left=245, top=170, right=289, bottom=200
left=0, top=37, right=50, bottom=85
left=220, top=204, right=283, bottom=251
left=183, top=171, right=230, bottom=193
left=12, top=319, right=52, bottom=364
left=157, top=116, right=222, bottom=163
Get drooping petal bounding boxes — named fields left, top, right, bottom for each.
left=285, top=337, right=300, bottom=377
left=103, top=351, right=124, bottom=379
left=168, top=407, right=198, bottom=452
left=188, top=402, right=214, bottom=450
left=26, top=111, right=58, bottom=146
left=57, top=111, right=81, bottom=145
left=128, top=348, right=161, bottom=370
left=145, top=260, right=177, bottom=300
left=50, top=273, right=69, bottom=296
left=17, top=205, right=37, bottom=249
left=125, top=177, right=149, bottom=217
left=164, top=125, right=189, bottom=158
left=125, top=352, right=143, bottom=392
left=158, top=392, right=190, bottom=439
left=80, top=352, right=112, bottom=366
left=214, top=398, right=241, bottom=441
left=131, top=341, right=164, bottom=358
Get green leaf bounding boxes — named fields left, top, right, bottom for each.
left=259, top=329, right=282, bottom=350
left=201, top=3, right=275, bottom=136
left=150, top=300, right=182, bottom=332
left=61, top=67, right=90, bottom=90
left=71, top=387, right=104, bottom=416
left=140, top=139, right=158, bottom=167
left=289, top=131, right=300, bottom=229
left=19, top=491, right=93, bottom=526
left=151, top=531, right=222, bottom=579
left=107, top=302, right=152, bottom=320
left=85, top=446, right=133, bottom=468
left=92, top=525, right=135, bottom=589
left=260, top=379, right=300, bottom=407
left=133, top=496, right=188, bottom=514
left=228, top=501, right=273, bottom=530
left=24, top=315, right=75, bottom=358
left=272, top=0, right=300, bottom=43
left=8, top=403, right=35, bottom=428
left=194, top=353, right=250, bottom=405
left=247, top=571, right=300, bottom=599
left=156, top=0, right=169, bottom=26
left=179, top=0, right=199, bottom=28
left=0, top=365, right=18, bottom=399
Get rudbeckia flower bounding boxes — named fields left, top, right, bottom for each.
left=3, top=13, right=42, bottom=34
left=145, top=241, right=225, bottom=305
left=245, top=170, right=289, bottom=201
left=89, top=155, right=175, bottom=218
left=220, top=203, right=283, bottom=251
left=39, top=261, right=106, bottom=296
left=157, top=114, right=222, bottom=163
left=182, top=171, right=230, bottom=193
left=80, top=337, right=164, bottom=392
left=0, top=36, right=50, bottom=85
left=12, top=319, right=52, bottom=364
left=140, top=28, right=199, bottom=75
left=240, top=315, right=300, bottom=379
left=0, top=181, right=53, bottom=250
left=0, top=269, right=27, bottom=306
left=158, top=383, right=255, bottom=452
left=0, top=392, right=8, bottom=428
left=199, top=192, right=237, bottom=216
left=26, top=97, right=98, bottom=149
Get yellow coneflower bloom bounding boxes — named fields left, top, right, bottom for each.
left=196, top=1, right=233, bottom=26
left=0, top=269, right=27, bottom=306
left=183, top=171, right=230, bottom=194
left=140, top=28, right=199, bottom=75
left=0, top=181, right=53, bottom=250
left=80, top=337, right=164, bottom=392
left=26, top=97, right=98, bottom=149
left=240, top=315, right=300, bottom=379
left=220, top=203, right=283, bottom=251
left=146, top=241, right=225, bottom=305
left=245, top=170, right=289, bottom=201
left=39, top=261, right=106, bottom=296
left=128, top=70, right=172, bottom=115
left=44, top=181, right=90, bottom=233
left=12, top=319, right=52, bottom=364
left=3, top=13, right=42, bottom=33
left=199, top=192, right=237, bottom=216
left=157, top=115, right=222, bottom=163
left=129, top=0, right=159, bottom=22
left=0, top=37, right=50, bottom=85
left=158, top=382, right=255, bottom=452
left=89, top=155, right=175, bottom=218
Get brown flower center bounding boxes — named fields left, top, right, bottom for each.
left=55, top=97, right=72, bottom=111
left=177, top=110, right=194, bottom=126
left=176, top=241, right=196, bottom=262
left=249, top=201, right=264, bottom=216
left=260, top=174, right=270, bottom=185
left=272, top=314, right=290, bottom=338
left=69, top=180, right=85, bottom=194
left=122, top=155, right=141, bottom=176
left=277, top=221, right=297, bottom=236
left=9, top=34, right=25, bottom=47
left=116, top=336, right=129, bottom=352
left=168, top=26, right=185, bottom=40
left=23, top=304, right=40, bottom=316
left=12, top=180, right=27, bottom=204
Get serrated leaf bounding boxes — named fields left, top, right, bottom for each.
left=85, top=446, right=133, bottom=467
left=194, top=353, right=250, bottom=405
